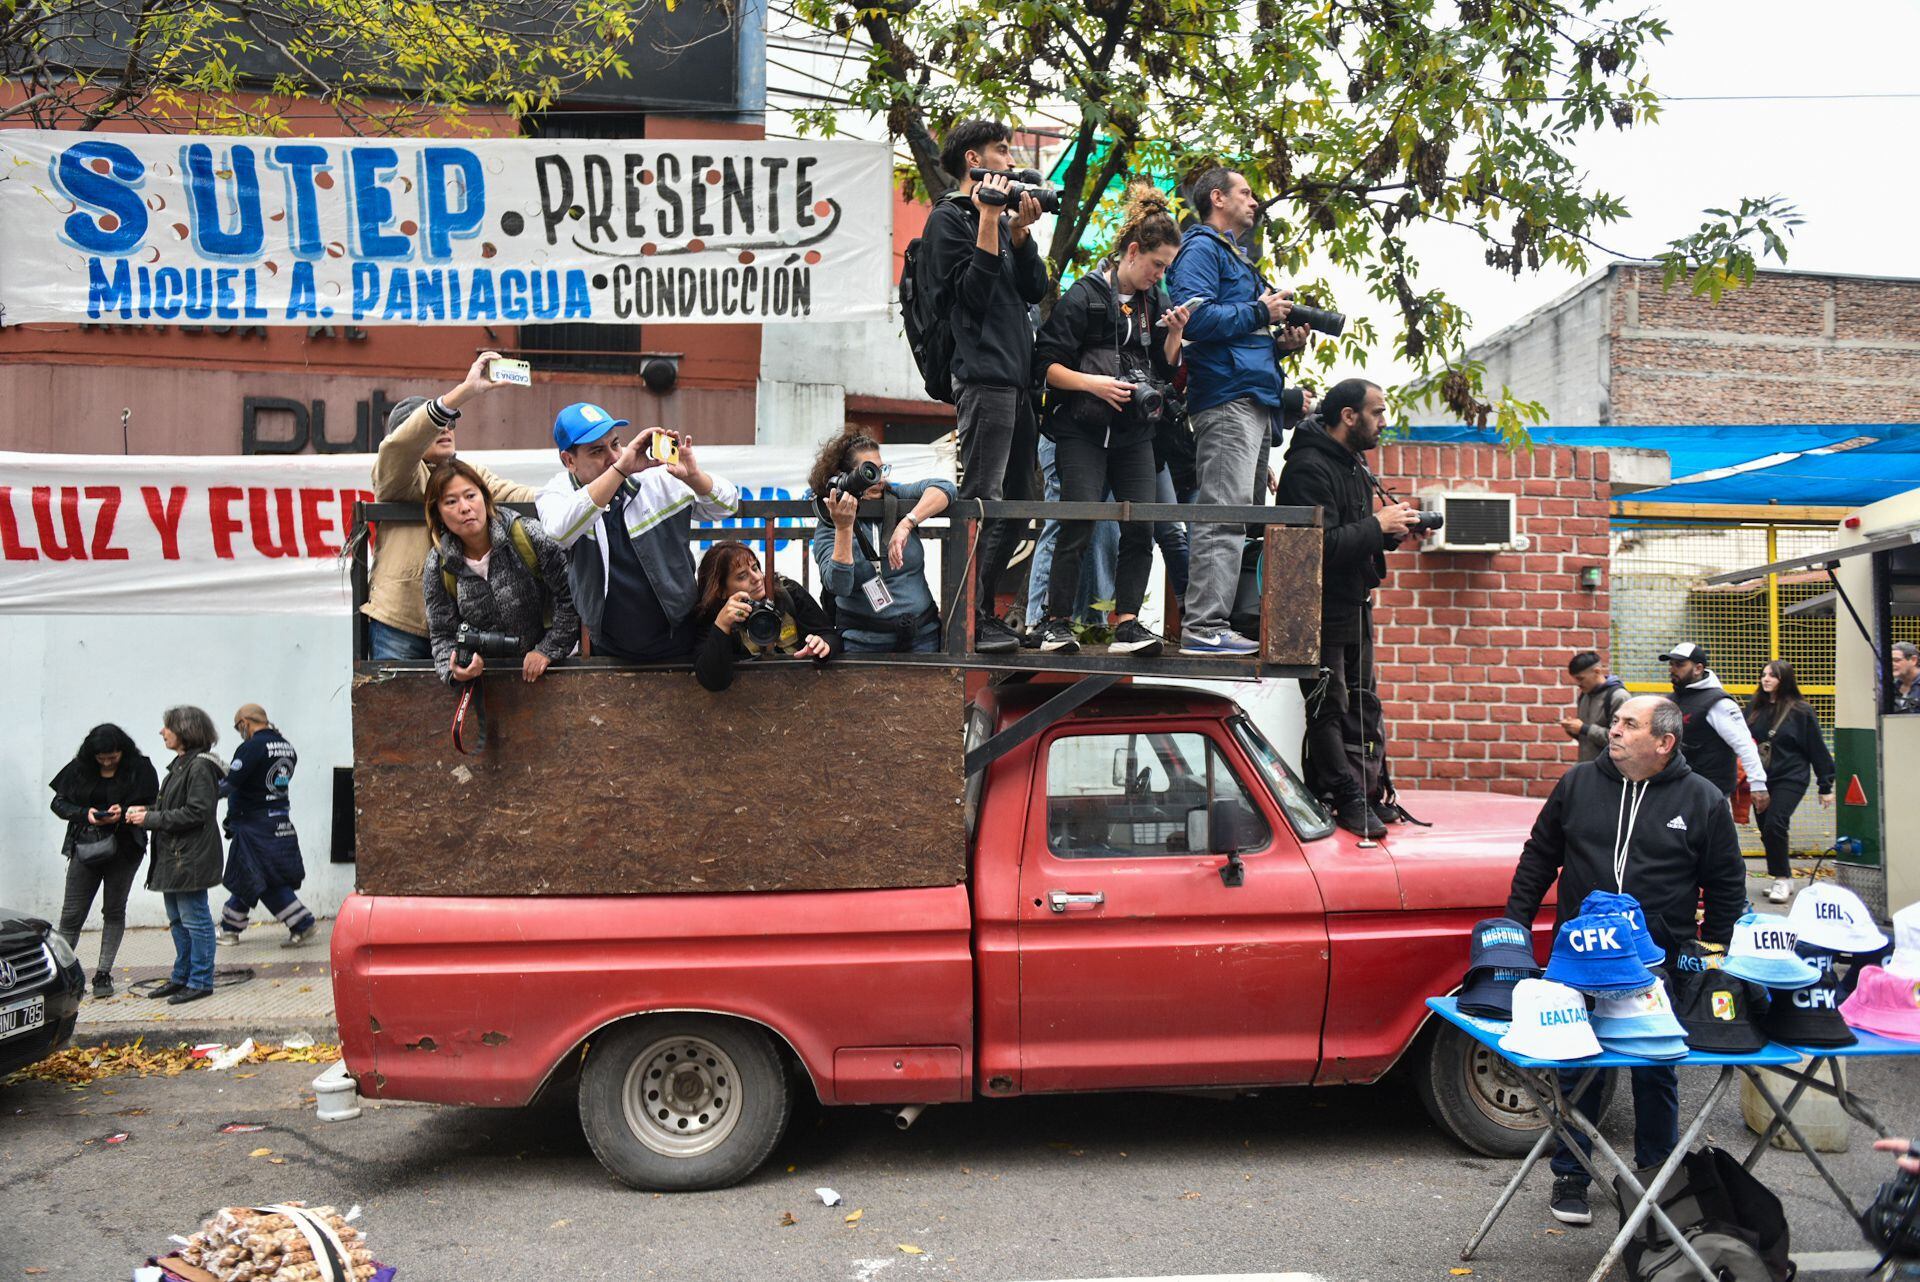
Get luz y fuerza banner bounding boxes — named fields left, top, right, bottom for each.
left=0, top=131, right=892, bottom=326
left=0, top=444, right=951, bottom=616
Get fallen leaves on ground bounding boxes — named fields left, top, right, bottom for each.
left=778, top=1212, right=797, bottom=1227
left=248, top=1147, right=274, bottom=1157
left=844, top=1209, right=863, bottom=1223
left=898, top=1244, right=924, bottom=1255
left=4, top=1038, right=341, bottom=1086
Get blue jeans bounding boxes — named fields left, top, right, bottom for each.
left=1026, top=436, right=1116, bottom=628
left=368, top=618, right=430, bottom=659
left=1153, top=463, right=1189, bottom=602
left=1550, top=1064, right=1680, bottom=1185
left=163, top=890, right=216, bottom=990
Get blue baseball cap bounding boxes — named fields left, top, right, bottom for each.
left=1580, top=891, right=1668, bottom=966
left=1543, top=912, right=1657, bottom=994
left=553, top=402, right=629, bottom=450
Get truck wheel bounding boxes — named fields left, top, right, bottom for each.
left=1414, top=1021, right=1617, bottom=1158
left=578, top=1015, right=792, bottom=1191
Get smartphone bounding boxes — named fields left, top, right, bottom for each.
left=647, top=433, right=681, bottom=465
left=487, top=357, right=532, bottom=386
left=1183, top=296, right=1206, bottom=309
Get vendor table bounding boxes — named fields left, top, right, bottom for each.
left=1427, top=996, right=1801, bottom=1282
left=1743, top=1028, right=1915, bottom=1219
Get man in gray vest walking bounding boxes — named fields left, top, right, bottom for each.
left=1660, top=641, right=1768, bottom=808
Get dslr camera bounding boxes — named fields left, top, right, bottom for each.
left=743, top=599, right=785, bottom=649
left=1277, top=300, right=1347, bottom=338
left=830, top=459, right=884, bottom=499
left=968, top=167, right=1062, bottom=215
left=1126, top=374, right=1177, bottom=429
left=454, top=623, right=521, bottom=671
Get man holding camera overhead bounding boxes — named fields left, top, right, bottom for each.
left=536, top=403, right=741, bottom=664
left=1165, top=168, right=1310, bottom=657
left=923, top=120, right=1052, bottom=654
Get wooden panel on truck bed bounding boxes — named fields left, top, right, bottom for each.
left=1262, top=525, right=1322, bottom=669
left=353, top=666, right=968, bottom=895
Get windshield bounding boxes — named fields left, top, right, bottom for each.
left=1231, top=716, right=1335, bottom=841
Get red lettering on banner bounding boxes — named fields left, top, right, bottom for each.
left=299, top=488, right=341, bottom=556
left=0, top=487, right=38, bottom=561
left=209, top=486, right=244, bottom=559
left=141, top=486, right=188, bottom=559
left=249, top=487, right=301, bottom=558
left=31, top=486, right=87, bottom=561
left=84, top=486, right=130, bottom=561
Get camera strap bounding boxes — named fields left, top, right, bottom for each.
left=451, top=679, right=488, bottom=755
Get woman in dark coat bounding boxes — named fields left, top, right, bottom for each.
left=691, top=540, right=838, bottom=691
left=1745, top=659, right=1835, bottom=904
left=125, top=705, right=226, bottom=1005
left=48, top=723, right=160, bottom=997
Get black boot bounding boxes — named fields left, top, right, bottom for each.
left=1336, top=796, right=1386, bottom=838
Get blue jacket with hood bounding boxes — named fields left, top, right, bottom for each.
left=1164, top=224, right=1284, bottom=414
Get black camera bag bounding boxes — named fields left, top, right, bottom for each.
left=1614, top=1146, right=1792, bottom=1282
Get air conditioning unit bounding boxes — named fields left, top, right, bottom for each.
left=1418, top=491, right=1524, bottom=553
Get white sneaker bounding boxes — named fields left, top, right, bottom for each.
left=215, top=930, right=242, bottom=945
left=282, top=925, right=317, bottom=948
left=1767, top=879, right=1792, bottom=904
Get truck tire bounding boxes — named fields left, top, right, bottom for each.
left=578, top=1015, right=792, bottom=1191
left=1413, top=1020, right=1618, bottom=1158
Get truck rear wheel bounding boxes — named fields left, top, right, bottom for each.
left=1413, top=1020, right=1617, bottom=1157
left=578, top=1015, right=792, bottom=1191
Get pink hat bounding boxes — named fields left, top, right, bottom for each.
left=1840, top=965, right=1920, bottom=1041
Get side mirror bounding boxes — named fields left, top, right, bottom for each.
left=1201, top=801, right=1252, bottom=888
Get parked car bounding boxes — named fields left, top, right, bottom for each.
left=0, top=908, right=86, bottom=1077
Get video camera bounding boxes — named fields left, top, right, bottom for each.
left=454, top=623, right=522, bottom=671
left=967, top=167, right=1062, bottom=215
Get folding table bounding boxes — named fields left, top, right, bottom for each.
left=1427, top=996, right=1801, bottom=1282
left=1742, top=1028, right=1918, bottom=1219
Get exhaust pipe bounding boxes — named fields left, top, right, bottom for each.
left=893, top=1104, right=928, bottom=1130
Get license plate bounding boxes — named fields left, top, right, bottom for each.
left=0, top=995, right=46, bottom=1040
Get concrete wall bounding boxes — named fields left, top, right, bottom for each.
left=1411, top=273, right=1614, bottom=426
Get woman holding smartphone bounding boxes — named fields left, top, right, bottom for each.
left=49, top=723, right=159, bottom=997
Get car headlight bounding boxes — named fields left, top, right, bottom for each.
left=44, top=929, right=79, bottom=970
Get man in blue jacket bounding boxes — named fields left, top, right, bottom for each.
left=217, top=705, right=316, bottom=947
left=1166, top=168, right=1305, bottom=655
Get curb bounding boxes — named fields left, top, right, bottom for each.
left=71, top=1020, right=340, bottom=1048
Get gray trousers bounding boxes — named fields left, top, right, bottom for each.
left=57, top=851, right=142, bottom=974
left=954, top=382, right=1038, bottom=614
left=1182, top=396, right=1273, bottom=639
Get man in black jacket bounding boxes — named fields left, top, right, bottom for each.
left=922, top=120, right=1050, bottom=653
left=1506, top=694, right=1749, bottom=1228
left=1274, top=378, right=1423, bottom=836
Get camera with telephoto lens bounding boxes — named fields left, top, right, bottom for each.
left=1863, top=1162, right=1920, bottom=1260
left=1276, top=301, right=1347, bottom=338
left=743, top=599, right=784, bottom=649
left=454, top=623, right=522, bottom=670
left=830, top=459, right=884, bottom=499
left=967, top=167, right=1062, bottom=215
left=1408, top=509, right=1445, bottom=533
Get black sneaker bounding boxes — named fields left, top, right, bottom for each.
left=1335, top=796, right=1386, bottom=838
left=1036, top=619, right=1081, bottom=654
left=1019, top=625, right=1042, bottom=650
left=149, top=979, right=187, bottom=999
left=167, top=986, right=214, bottom=1006
left=1109, top=619, right=1165, bottom=657
left=1370, top=799, right=1401, bottom=827
left=1550, top=1176, right=1593, bottom=1226
left=92, top=972, right=113, bottom=999
left=975, top=615, right=1021, bottom=654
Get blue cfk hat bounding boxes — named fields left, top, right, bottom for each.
left=1580, top=891, right=1668, bottom=966
left=1544, top=912, right=1657, bottom=994
left=553, top=401, right=630, bottom=450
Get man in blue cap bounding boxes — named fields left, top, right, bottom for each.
left=1505, top=694, right=1746, bottom=1227
left=535, top=405, right=741, bottom=663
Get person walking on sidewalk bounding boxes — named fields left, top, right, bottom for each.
left=48, top=724, right=159, bottom=998
left=125, top=706, right=227, bottom=1006
left=1661, top=641, right=1768, bottom=806
left=1744, top=660, right=1834, bottom=904
left=1562, top=650, right=1629, bottom=764
left=217, top=705, right=318, bottom=947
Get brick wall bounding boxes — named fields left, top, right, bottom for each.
left=1370, top=441, right=1612, bottom=798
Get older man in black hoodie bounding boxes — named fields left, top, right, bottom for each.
left=1275, top=378, right=1425, bottom=837
left=1505, top=694, right=1748, bottom=1228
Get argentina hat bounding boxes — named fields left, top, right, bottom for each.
left=1459, top=965, right=1537, bottom=1021
left=1467, top=917, right=1540, bottom=972
left=1670, top=965, right=1769, bottom=1053
left=1724, top=912, right=1821, bottom=990
left=1580, top=891, right=1668, bottom=966
left=1789, top=883, right=1889, bottom=955
left=1499, top=978, right=1603, bottom=1062
left=1544, top=912, right=1657, bottom=994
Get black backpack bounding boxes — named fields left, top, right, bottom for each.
left=900, top=233, right=955, bottom=403
left=1615, top=1146, right=1793, bottom=1282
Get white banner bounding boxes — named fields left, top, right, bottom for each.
left=0, top=445, right=949, bottom=615
left=0, top=131, right=891, bottom=326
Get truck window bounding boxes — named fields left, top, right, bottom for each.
left=1230, top=716, right=1336, bottom=841
left=1045, top=732, right=1270, bottom=859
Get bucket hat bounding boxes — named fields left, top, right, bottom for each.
left=1459, top=966, right=1536, bottom=1021
left=1580, top=891, right=1668, bottom=966
left=1597, top=1032, right=1690, bottom=1061
left=1458, top=918, right=1541, bottom=1019
left=1670, top=966, right=1769, bottom=1054
left=1763, top=970, right=1857, bottom=1048
left=1544, top=912, right=1657, bottom=993
left=1670, top=940, right=1728, bottom=975
left=1789, top=884, right=1889, bottom=955
left=1887, top=902, right=1920, bottom=980
left=1841, top=965, right=1920, bottom=1041
left=1499, top=978, right=1602, bottom=1061
left=1723, top=912, right=1820, bottom=990
left=1592, top=977, right=1688, bottom=1045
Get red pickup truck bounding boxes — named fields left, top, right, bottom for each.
left=332, top=680, right=1557, bottom=1190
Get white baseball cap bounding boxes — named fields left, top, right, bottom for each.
left=1789, top=883, right=1889, bottom=955
left=1888, top=902, right=1920, bottom=980
left=1500, top=978, right=1603, bottom=1062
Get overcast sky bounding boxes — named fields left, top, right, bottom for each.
left=1366, top=0, right=1920, bottom=389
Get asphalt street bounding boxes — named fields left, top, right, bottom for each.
left=3, top=1053, right=1912, bottom=1281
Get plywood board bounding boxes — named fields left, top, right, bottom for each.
left=1262, top=525, right=1323, bottom=668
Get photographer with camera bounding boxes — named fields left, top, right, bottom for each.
left=1165, top=168, right=1314, bottom=656
left=692, top=541, right=838, bottom=692
left=808, top=430, right=956, bottom=654
left=923, top=120, right=1052, bottom=653
left=1275, top=379, right=1427, bottom=837
left=1028, top=189, right=1191, bottom=657
left=422, top=459, right=579, bottom=687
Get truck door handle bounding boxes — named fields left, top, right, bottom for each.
left=1047, top=890, right=1105, bottom=913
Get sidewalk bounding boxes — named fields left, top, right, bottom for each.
left=67, top=917, right=337, bottom=1046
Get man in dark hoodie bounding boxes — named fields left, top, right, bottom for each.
left=1562, top=650, right=1629, bottom=763
left=1274, top=378, right=1425, bottom=836
left=1506, top=694, right=1748, bottom=1229
left=921, top=120, right=1050, bottom=653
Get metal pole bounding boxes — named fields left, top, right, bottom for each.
left=1766, top=525, right=1781, bottom=663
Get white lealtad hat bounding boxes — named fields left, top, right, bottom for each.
left=1499, top=978, right=1603, bottom=1062
left=1887, top=902, right=1920, bottom=980
left=1789, top=883, right=1889, bottom=955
